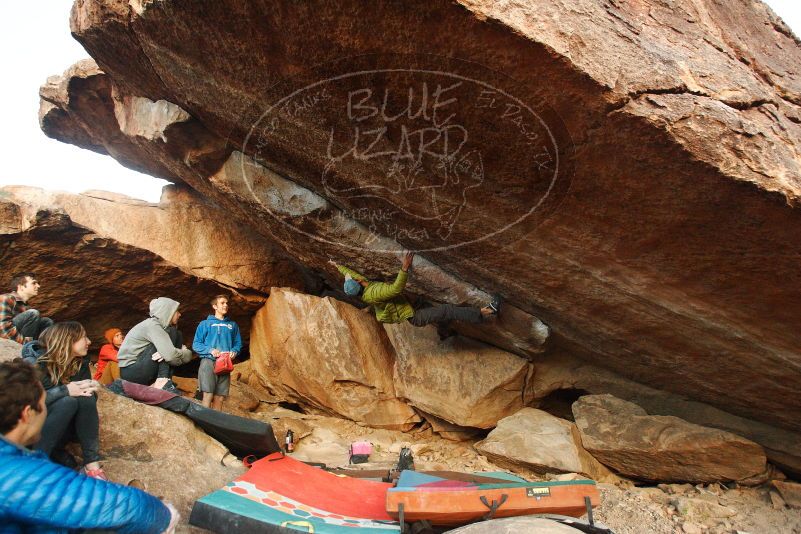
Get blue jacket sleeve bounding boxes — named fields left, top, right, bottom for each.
left=232, top=323, right=243, bottom=354
left=0, top=453, right=170, bottom=534
left=192, top=320, right=211, bottom=355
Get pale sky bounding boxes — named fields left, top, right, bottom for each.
left=1, top=1, right=799, bottom=203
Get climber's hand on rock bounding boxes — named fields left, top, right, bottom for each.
left=401, top=251, right=415, bottom=271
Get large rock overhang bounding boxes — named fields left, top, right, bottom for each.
left=45, top=0, right=801, bottom=432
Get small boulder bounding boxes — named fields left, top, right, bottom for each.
left=386, top=321, right=534, bottom=428
left=448, top=516, right=588, bottom=533
left=771, top=480, right=801, bottom=508
left=248, top=288, right=420, bottom=430
left=0, top=338, right=21, bottom=363
left=573, top=395, right=766, bottom=483
left=673, top=497, right=737, bottom=523
left=96, top=389, right=244, bottom=521
left=474, top=408, right=616, bottom=482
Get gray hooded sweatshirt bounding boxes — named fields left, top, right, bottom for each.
left=117, top=297, right=193, bottom=368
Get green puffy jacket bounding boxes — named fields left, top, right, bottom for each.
left=337, top=265, right=415, bottom=324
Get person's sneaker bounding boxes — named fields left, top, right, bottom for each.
left=488, top=294, right=503, bottom=315
left=81, top=466, right=108, bottom=481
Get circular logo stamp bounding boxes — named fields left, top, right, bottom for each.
left=242, top=54, right=572, bottom=254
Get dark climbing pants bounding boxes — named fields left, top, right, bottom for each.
left=13, top=309, right=54, bottom=340
left=120, top=326, right=182, bottom=385
left=36, top=394, right=101, bottom=465
left=407, top=303, right=483, bottom=327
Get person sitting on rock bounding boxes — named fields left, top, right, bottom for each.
left=94, top=327, right=124, bottom=384
left=192, top=294, right=242, bottom=411
left=117, top=297, right=192, bottom=392
left=0, top=358, right=179, bottom=533
left=32, top=321, right=106, bottom=480
left=0, top=272, right=54, bottom=344
left=331, top=251, right=501, bottom=327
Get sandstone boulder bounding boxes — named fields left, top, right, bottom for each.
left=474, top=408, right=615, bottom=482
left=386, top=321, right=533, bottom=429
left=530, top=350, right=801, bottom=477
left=0, top=190, right=263, bottom=351
left=1, top=185, right=303, bottom=295
left=448, top=517, right=589, bottom=533
left=771, top=480, right=801, bottom=509
left=38, top=58, right=549, bottom=362
left=572, top=395, right=766, bottom=483
left=0, top=338, right=21, bottom=363
left=248, top=288, right=419, bottom=430
left=52, top=0, right=801, bottom=438
left=95, top=389, right=244, bottom=523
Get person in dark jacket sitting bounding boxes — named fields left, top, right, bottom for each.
left=27, top=322, right=106, bottom=479
left=0, top=358, right=178, bottom=533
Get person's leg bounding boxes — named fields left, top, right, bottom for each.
left=408, top=303, right=483, bottom=327
left=35, top=396, right=78, bottom=457
left=157, top=326, right=183, bottom=380
left=36, top=316, right=54, bottom=337
left=12, top=309, right=46, bottom=339
left=198, top=358, right=216, bottom=408
left=119, top=349, right=160, bottom=385
left=156, top=359, right=173, bottom=380
left=212, top=373, right=230, bottom=411
left=73, top=395, right=101, bottom=469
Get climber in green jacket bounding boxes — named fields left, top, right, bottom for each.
left=331, top=251, right=501, bottom=326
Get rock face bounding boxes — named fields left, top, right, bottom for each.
left=96, top=389, right=244, bottom=521
left=248, top=287, right=419, bottom=430
left=448, top=517, right=588, bottom=533
left=1, top=185, right=302, bottom=297
left=474, top=408, right=615, bottom=482
left=529, top=351, right=801, bottom=477
left=0, top=338, right=21, bottom=362
left=386, top=321, right=533, bottom=429
left=39, top=1, right=801, bottom=438
left=572, top=395, right=766, bottom=483
left=0, top=188, right=268, bottom=349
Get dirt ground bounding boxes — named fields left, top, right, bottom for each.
left=176, top=380, right=801, bottom=534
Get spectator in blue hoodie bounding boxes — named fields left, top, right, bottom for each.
left=192, top=295, right=242, bottom=411
left=0, top=359, right=179, bottom=534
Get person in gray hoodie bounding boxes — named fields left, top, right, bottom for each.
left=117, top=297, right=193, bottom=388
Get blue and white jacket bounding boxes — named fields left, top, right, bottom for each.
left=192, top=315, right=243, bottom=360
left=0, top=436, right=170, bottom=533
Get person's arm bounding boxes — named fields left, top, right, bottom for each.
left=0, top=455, right=171, bottom=534
left=98, top=344, right=117, bottom=364
left=231, top=323, right=243, bottom=356
left=191, top=321, right=211, bottom=355
left=0, top=295, right=24, bottom=343
left=366, top=269, right=409, bottom=302
left=44, top=384, right=69, bottom=406
left=336, top=264, right=368, bottom=282
left=150, top=327, right=192, bottom=365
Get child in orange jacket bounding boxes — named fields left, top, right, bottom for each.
left=93, top=328, right=123, bottom=381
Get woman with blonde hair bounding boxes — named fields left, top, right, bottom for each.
left=35, top=321, right=106, bottom=480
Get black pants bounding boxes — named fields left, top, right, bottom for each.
left=408, top=303, right=483, bottom=327
left=36, top=395, right=101, bottom=465
left=13, top=309, right=54, bottom=340
left=120, top=326, right=182, bottom=385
